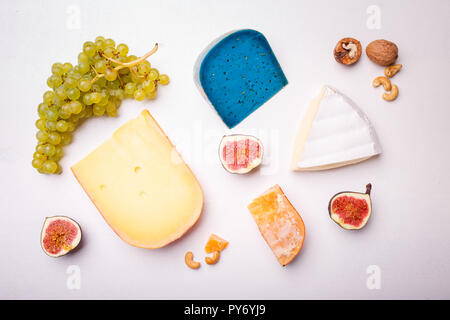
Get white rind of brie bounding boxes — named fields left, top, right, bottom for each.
left=291, top=85, right=382, bottom=171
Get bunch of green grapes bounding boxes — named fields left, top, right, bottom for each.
left=33, top=36, right=169, bottom=174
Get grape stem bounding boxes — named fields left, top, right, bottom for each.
left=91, top=43, right=159, bottom=84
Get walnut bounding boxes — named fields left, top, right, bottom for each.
left=366, top=40, right=398, bottom=66
left=334, top=38, right=362, bottom=65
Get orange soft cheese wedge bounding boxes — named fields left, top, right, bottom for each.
left=72, top=110, right=203, bottom=249
left=248, top=185, right=305, bottom=266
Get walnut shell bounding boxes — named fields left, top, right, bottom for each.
left=366, top=40, right=398, bottom=66
left=333, top=37, right=362, bottom=65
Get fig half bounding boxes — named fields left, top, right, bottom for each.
left=219, top=134, right=263, bottom=174
left=328, top=184, right=372, bottom=230
left=41, top=216, right=82, bottom=257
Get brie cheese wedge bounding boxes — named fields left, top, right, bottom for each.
left=291, top=85, right=381, bottom=171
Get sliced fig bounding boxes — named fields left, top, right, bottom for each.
left=41, top=216, right=82, bottom=257
left=328, top=184, right=372, bottom=230
left=219, top=134, right=263, bottom=174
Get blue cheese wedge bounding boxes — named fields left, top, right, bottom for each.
left=194, top=29, right=287, bottom=128
left=291, top=86, right=382, bottom=171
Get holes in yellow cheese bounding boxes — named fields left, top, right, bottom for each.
left=71, top=109, right=204, bottom=249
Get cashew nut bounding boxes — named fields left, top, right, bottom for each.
left=372, top=76, right=392, bottom=91
left=384, top=64, right=402, bottom=78
left=382, top=84, right=399, bottom=101
left=205, top=251, right=220, bottom=265
left=185, top=251, right=200, bottom=269
left=342, top=42, right=358, bottom=59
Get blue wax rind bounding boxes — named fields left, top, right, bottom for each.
left=198, top=29, right=288, bottom=128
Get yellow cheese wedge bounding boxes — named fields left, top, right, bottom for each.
left=72, top=110, right=203, bottom=249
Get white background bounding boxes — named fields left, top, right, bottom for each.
left=1, top=0, right=449, bottom=299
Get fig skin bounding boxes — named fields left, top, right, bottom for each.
left=218, top=134, right=263, bottom=174
left=40, top=216, right=82, bottom=257
left=328, top=184, right=372, bottom=230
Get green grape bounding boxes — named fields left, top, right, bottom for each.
left=36, top=144, right=46, bottom=154
left=64, top=76, right=78, bottom=89
left=95, top=39, right=105, bottom=50
left=104, top=38, right=115, bottom=49
left=106, top=107, right=118, bottom=117
left=48, top=132, right=61, bottom=145
left=124, top=82, right=137, bottom=95
left=127, top=55, right=138, bottom=62
left=119, top=66, right=130, bottom=76
left=137, top=61, right=151, bottom=75
left=51, top=63, right=64, bottom=76
left=47, top=74, right=62, bottom=88
left=60, top=133, right=72, bottom=145
left=42, top=160, right=58, bottom=174
left=148, top=68, right=159, bottom=80
left=105, top=101, right=117, bottom=113
left=84, top=106, right=93, bottom=118
left=55, top=85, right=67, bottom=100
left=83, top=93, right=93, bottom=105
left=91, top=84, right=102, bottom=92
left=96, top=77, right=107, bottom=87
left=67, top=87, right=80, bottom=100
left=95, top=36, right=105, bottom=42
left=36, top=130, right=49, bottom=142
left=114, top=89, right=124, bottom=100
left=43, top=91, right=55, bottom=104
left=45, top=109, right=59, bottom=121
left=59, top=111, right=70, bottom=119
left=69, top=101, right=83, bottom=114
left=93, top=104, right=105, bottom=116
left=108, top=79, right=121, bottom=89
left=78, top=61, right=90, bottom=74
left=83, top=43, right=97, bottom=57
left=103, top=47, right=115, bottom=58
left=32, top=158, right=44, bottom=169
left=35, top=118, right=46, bottom=131
left=62, top=62, right=73, bottom=73
left=146, top=90, right=156, bottom=99
left=45, top=120, right=57, bottom=131
left=78, top=78, right=92, bottom=92
left=92, top=53, right=103, bottom=63
left=56, top=120, right=69, bottom=132
left=52, top=146, right=63, bottom=160
left=116, top=43, right=129, bottom=57
left=38, top=103, right=49, bottom=116
left=100, top=90, right=110, bottom=100
left=33, top=152, right=47, bottom=161
left=104, top=68, right=118, bottom=81
left=83, top=41, right=94, bottom=50
left=66, top=122, right=76, bottom=132
left=142, top=80, right=156, bottom=93
left=130, top=72, right=143, bottom=84
left=78, top=50, right=88, bottom=61
left=42, top=144, right=56, bottom=156
left=68, top=70, right=82, bottom=80
left=90, top=92, right=102, bottom=104
left=134, top=89, right=146, bottom=101
left=158, top=74, right=170, bottom=85
left=95, top=59, right=107, bottom=73
left=60, top=103, right=72, bottom=115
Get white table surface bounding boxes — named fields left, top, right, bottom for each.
left=1, top=0, right=449, bottom=299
